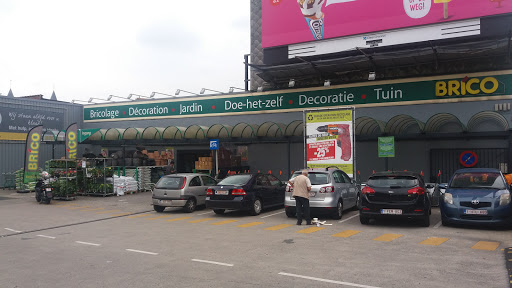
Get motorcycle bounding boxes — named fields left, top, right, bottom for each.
left=35, top=171, right=53, bottom=204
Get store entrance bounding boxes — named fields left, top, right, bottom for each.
left=177, top=150, right=212, bottom=173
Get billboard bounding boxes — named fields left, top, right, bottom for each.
left=262, top=0, right=512, bottom=48
left=304, top=108, right=355, bottom=177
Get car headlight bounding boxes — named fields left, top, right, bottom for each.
left=499, top=192, right=510, bottom=206
left=444, top=193, right=453, bottom=205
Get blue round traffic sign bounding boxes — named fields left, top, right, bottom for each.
left=459, top=151, right=478, bottom=167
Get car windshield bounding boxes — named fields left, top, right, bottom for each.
left=218, top=175, right=252, bottom=186
left=368, top=176, right=418, bottom=188
left=155, top=176, right=184, bottom=189
left=291, top=172, right=329, bottom=185
left=449, top=172, right=506, bottom=189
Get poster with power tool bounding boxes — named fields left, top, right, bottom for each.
left=304, top=108, right=355, bottom=178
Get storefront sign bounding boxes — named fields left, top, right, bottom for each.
left=84, top=72, right=512, bottom=122
left=305, top=108, right=354, bottom=177
left=378, top=137, right=395, bottom=158
left=79, top=128, right=101, bottom=143
left=262, top=0, right=512, bottom=48
left=24, top=125, right=43, bottom=183
left=0, top=106, right=64, bottom=140
left=65, top=123, right=78, bottom=159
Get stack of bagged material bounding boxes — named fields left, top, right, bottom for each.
left=113, top=176, right=138, bottom=196
left=137, top=167, right=151, bottom=192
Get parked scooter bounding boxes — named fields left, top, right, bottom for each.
left=35, top=171, right=53, bottom=204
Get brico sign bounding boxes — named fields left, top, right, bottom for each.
left=24, top=125, right=43, bottom=183
left=436, top=77, right=501, bottom=97
left=65, top=123, right=78, bottom=159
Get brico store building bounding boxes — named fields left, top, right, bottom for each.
left=80, top=1, right=512, bottom=183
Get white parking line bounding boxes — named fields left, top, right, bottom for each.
left=339, top=213, right=359, bottom=223
left=4, top=228, right=22, bottom=233
left=75, top=241, right=101, bottom=246
left=260, top=211, right=285, bottom=218
left=126, top=249, right=158, bottom=255
left=192, top=259, right=234, bottom=267
left=37, top=235, right=56, bottom=239
left=197, top=211, right=214, bottom=216
left=433, top=220, right=442, bottom=228
left=278, top=272, right=382, bottom=288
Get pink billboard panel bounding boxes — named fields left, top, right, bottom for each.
left=262, top=0, right=512, bottom=48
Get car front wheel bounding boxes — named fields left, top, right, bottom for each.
left=248, top=198, right=262, bottom=216
left=285, top=207, right=295, bottom=218
left=183, top=198, right=197, bottom=213
left=331, top=201, right=343, bottom=220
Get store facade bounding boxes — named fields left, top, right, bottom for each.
left=80, top=70, right=512, bottom=182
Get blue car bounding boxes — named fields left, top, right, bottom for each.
left=440, top=168, right=512, bottom=227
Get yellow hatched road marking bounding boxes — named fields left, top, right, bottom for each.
left=146, top=215, right=174, bottom=220
left=265, top=224, right=293, bottom=231
left=96, top=210, right=121, bottom=214
left=472, top=241, right=500, bottom=251
left=211, top=220, right=238, bottom=225
left=55, top=202, right=69, bottom=205
left=67, top=206, right=90, bottom=210
left=419, top=237, right=450, bottom=246
left=373, top=234, right=403, bottom=242
left=80, top=208, right=105, bottom=212
left=237, top=222, right=264, bottom=228
left=332, top=230, right=361, bottom=238
left=110, top=213, right=132, bottom=217
left=189, top=218, right=214, bottom=223
left=297, top=227, right=325, bottom=234
left=166, top=217, right=192, bottom=222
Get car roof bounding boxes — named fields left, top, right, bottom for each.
left=454, top=168, right=502, bottom=173
left=371, top=171, right=420, bottom=177
left=162, top=173, right=211, bottom=177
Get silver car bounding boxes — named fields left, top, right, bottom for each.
left=152, top=173, right=217, bottom=213
left=285, top=169, right=359, bottom=219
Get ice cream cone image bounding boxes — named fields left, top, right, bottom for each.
left=297, top=0, right=325, bottom=40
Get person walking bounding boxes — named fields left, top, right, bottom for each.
left=288, top=169, right=312, bottom=225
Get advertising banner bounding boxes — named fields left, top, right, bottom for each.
left=0, top=106, right=64, bottom=140
left=304, top=108, right=355, bottom=177
left=262, top=0, right=512, bottom=48
left=378, top=136, right=395, bottom=158
left=65, top=123, right=78, bottom=159
left=24, top=125, right=43, bottom=184
left=78, top=128, right=100, bottom=143
left=83, top=71, right=512, bottom=122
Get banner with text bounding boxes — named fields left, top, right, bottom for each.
left=65, top=123, right=78, bottom=159
left=24, top=125, right=43, bottom=184
left=84, top=72, right=512, bottom=122
left=305, top=108, right=355, bottom=177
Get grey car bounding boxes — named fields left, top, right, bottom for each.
left=152, top=173, right=217, bottom=213
left=285, top=169, right=359, bottom=219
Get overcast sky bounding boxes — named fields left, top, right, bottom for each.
left=0, top=0, right=250, bottom=102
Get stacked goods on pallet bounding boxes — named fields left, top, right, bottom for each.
left=113, top=176, right=138, bottom=196
left=137, top=167, right=151, bottom=192
left=195, top=157, right=213, bottom=171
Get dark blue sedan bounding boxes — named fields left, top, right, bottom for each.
left=440, top=168, right=512, bottom=227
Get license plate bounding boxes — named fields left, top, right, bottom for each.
left=464, top=209, right=488, bottom=215
left=216, top=190, right=228, bottom=195
left=46, top=188, right=52, bottom=192
left=159, top=200, right=172, bottom=204
left=381, top=209, right=402, bottom=215
left=308, top=192, right=316, bottom=197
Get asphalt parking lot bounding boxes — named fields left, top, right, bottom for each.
left=1, top=189, right=511, bottom=288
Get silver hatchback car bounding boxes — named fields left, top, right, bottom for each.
left=285, top=169, right=359, bottom=219
left=152, top=173, right=217, bottom=213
